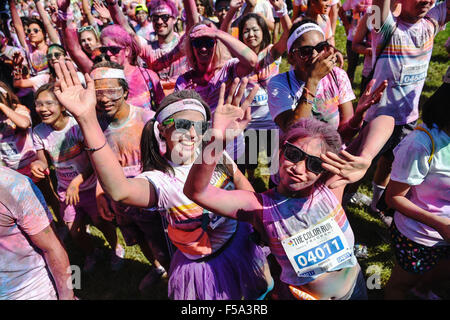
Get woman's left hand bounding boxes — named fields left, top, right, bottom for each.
left=355, top=79, right=388, bottom=118
left=189, top=23, right=217, bottom=39
left=212, top=77, right=258, bottom=142
left=321, top=149, right=372, bottom=189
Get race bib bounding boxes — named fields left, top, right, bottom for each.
left=281, top=218, right=353, bottom=278
left=398, top=63, right=429, bottom=85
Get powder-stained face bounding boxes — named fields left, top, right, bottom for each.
left=159, top=109, right=206, bottom=165
left=80, top=30, right=99, bottom=55
left=151, top=6, right=176, bottom=37
left=278, top=137, right=325, bottom=197
left=26, top=23, right=44, bottom=44
left=94, top=78, right=127, bottom=119
left=35, top=90, right=65, bottom=126
left=101, top=37, right=129, bottom=66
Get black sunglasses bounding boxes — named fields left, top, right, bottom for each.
left=26, top=28, right=41, bottom=34
left=292, top=41, right=330, bottom=59
left=216, top=6, right=230, bottom=12
left=46, top=52, right=64, bottom=60
left=283, top=142, right=324, bottom=174
left=99, top=46, right=124, bottom=55
left=162, top=118, right=209, bottom=135
left=151, top=14, right=172, bottom=23
left=191, top=37, right=215, bottom=49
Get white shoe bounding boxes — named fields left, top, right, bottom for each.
left=110, top=244, right=125, bottom=271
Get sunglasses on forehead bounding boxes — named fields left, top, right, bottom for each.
left=162, top=118, right=209, bottom=135
left=99, top=46, right=124, bottom=55
left=78, top=25, right=96, bottom=33
left=291, top=41, right=331, bottom=59
left=283, top=142, right=325, bottom=174
left=151, top=14, right=172, bottom=23
left=191, top=37, right=216, bottom=49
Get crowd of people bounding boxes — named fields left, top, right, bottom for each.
left=0, top=0, right=449, bottom=301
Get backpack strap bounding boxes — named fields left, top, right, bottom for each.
left=414, top=126, right=435, bottom=164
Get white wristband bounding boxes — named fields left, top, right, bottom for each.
left=275, top=3, right=288, bottom=18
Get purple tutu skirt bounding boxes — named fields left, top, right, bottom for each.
left=168, top=221, right=272, bottom=300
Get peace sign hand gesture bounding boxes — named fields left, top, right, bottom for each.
left=53, top=58, right=97, bottom=120
left=212, top=77, right=258, bottom=143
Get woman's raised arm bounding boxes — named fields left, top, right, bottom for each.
left=52, top=58, right=157, bottom=208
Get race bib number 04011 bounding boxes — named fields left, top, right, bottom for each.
left=281, top=218, right=353, bottom=278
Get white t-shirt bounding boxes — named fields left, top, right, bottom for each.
left=364, top=2, right=447, bottom=125
left=268, top=68, right=355, bottom=130
left=28, top=72, right=86, bottom=92
left=392, top=124, right=450, bottom=247
left=0, top=105, right=36, bottom=170
left=32, top=116, right=97, bottom=192
left=0, top=167, right=57, bottom=300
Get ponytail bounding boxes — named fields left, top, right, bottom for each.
left=140, top=118, right=175, bottom=175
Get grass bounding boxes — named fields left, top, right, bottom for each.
left=63, top=20, right=449, bottom=301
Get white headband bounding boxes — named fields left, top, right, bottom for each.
left=90, top=67, right=126, bottom=81
left=156, top=99, right=207, bottom=123
left=287, top=23, right=325, bottom=53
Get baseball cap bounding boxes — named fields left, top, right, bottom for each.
left=135, top=4, right=148, bottom=14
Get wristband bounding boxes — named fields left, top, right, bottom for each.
left=84, top=140, right=107, bottom=152
left=303, top=87, right=316, bottom=98
left=299, top=97, right=315, bottom=105
left=274, top=3, right=288, bottom=18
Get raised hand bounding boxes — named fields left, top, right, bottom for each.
left=212, top=77, right=258, bottom=142
left=93, top=0, right=112, bottom=21
left=53, top=58, right=96, bottom=120
left=320, top=150, right=372, bottom=189
left=189, top=23, right=217, bottom=39
left=230, top=0, right=244, bottom=10
left=307, top=49, right=336, bottom=82
left=355, top=79, right=388, bottom=118
left=268, top=0, right=285, bottom=11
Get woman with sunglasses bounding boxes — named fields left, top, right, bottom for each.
left=50, top=59, right=273, bottom=300
left=220, top=0, right=291, bottom=181
left=183, top=76, right=392, bottom=300
left=267, top=19, right=382, bottom=145
left=104, top=0, right=193, bottom=96
left=13, top=44, right=85, bottom=93
left=175, top=21, right=258, bottom=160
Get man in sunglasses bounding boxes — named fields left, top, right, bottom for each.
left=268, top=19, right=361, bottom=145
left=89, top=61, right=170, bottom=286
left=105, top=0, right=191, bottom=96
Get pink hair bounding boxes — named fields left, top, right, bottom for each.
left=149, top=0, right=178, bottom=17
left=280, top=118, right=342, bottom=154
left=100, top=24, right=141, bottom=65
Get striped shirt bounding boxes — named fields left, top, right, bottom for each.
left=364, top=2, right=447, bottom=125
left=258, top=185, right=357, bottom=286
